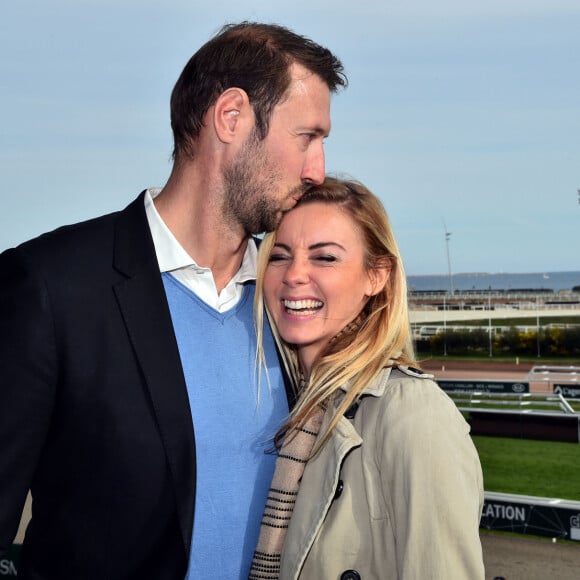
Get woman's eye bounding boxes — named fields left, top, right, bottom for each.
left=268, top=253, right=289, bottom=263
left=314, top=255, right=337, bottom=263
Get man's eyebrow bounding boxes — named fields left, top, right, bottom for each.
left=312, top=126, right=330, bottom=138
left=298, top=125, right=329, bottom=138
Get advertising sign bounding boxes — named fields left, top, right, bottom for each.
left=553, top=384, right=580, bottom=398
left=0, top=545, right=19, bottom=577
left=438, top=379, right=529, bottom=394
left=481, top=493, right=580, bottom=542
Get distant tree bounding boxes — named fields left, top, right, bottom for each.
left=551, top=326, right=580, bottom=356
left=497, top=327, right=522, bottom=354
left=418, top=325, right=579, bottom=358
left=518, top=329, right=537, bottom=356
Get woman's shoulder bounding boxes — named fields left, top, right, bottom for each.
left=365, top=365, right=465, bottom=425
left=355, top=367, right=472, bottom=458
left=374, top=365, right=441, bottom=397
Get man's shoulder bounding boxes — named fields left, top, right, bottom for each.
left=16, top=193, right=146, bottom=257
left=0, top=193, right=150, bottom=281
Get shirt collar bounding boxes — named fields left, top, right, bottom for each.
left=144, top=188, right=258, bottom=282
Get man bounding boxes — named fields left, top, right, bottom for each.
left=0, top=22, right=346, bottom=579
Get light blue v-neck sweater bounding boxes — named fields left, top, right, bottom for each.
left=162, top=273, right=288, bottom=579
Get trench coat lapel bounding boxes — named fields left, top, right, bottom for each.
left=112, top=193, right=196, bottom=553
left=283, top=410, right=363, bottom=578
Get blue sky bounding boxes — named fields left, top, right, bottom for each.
left=1, top=0, right=579, bottom=275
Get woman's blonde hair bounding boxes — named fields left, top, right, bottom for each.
left=255, top=176, right=416, bottom=452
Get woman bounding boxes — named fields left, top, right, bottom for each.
left=250, top=177, right=484, bottom=580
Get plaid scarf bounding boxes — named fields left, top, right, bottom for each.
left=248, top=405, right=324, bottom=579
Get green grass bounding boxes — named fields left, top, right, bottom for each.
left=472, top=435, right=580, bottom=501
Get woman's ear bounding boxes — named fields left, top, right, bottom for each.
left=365, top=260, right=391, bottom=297
left=213, top=88, right=252, bottom=143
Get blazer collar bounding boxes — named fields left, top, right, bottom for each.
left=112, top=192, right=196, bottom=554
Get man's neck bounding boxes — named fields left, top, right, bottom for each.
left=154, top=166, right=249, bottom=293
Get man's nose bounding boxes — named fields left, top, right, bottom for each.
left=301, top=143, right=325, bottom=186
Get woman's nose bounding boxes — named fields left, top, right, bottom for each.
left=283, top=259, right=309, bottom=286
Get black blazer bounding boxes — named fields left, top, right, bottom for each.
left=0, top=193, right=197, bottom=579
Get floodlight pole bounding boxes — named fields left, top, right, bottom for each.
left=444, top=223, right=454, bottom=295
left=488, top=293, right=493, bottom=357
left=443, top=293, right=447, bottom=357
left=536, top=295, right=541, bottom=358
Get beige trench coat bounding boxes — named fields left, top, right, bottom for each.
left=280, top=366, right=485, bottom=580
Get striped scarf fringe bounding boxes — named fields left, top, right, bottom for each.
left=249, top=408, right=324, bottom=579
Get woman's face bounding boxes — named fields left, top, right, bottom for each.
left=264, top=201, right=378, bottom=374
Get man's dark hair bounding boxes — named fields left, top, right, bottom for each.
left=170, top=21, right=347, bottom=160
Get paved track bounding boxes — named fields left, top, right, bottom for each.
left=419, top=359, right=575, bottom=393
left=481, top=532, right=580, bottom=580
left=420, top=359, right=534, bottom=384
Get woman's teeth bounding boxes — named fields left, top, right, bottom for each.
left=283, top=299, right=323, bottom=315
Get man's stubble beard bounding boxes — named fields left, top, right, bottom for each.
left=222, top=134, right=304, bottom=235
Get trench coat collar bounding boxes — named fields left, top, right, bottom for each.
left=338, top=364, right=394, bottom=399
left=337, top=364, right=432, bottom=400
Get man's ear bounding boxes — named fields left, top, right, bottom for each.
left=213, top=88, right=252, bottom=144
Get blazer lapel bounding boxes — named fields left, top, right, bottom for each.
left=112, top=193, right=196, bottom=553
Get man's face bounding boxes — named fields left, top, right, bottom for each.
left=222, top=63, right=332, bottom=234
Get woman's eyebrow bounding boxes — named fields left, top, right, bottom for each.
left=309, top=241, right=346, bottom=251
left=272, top=241, right=347, bottom=251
